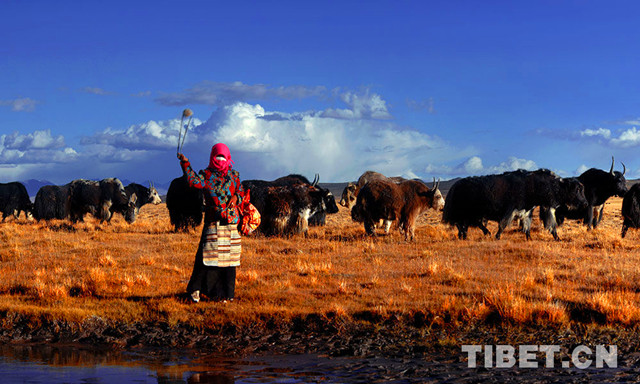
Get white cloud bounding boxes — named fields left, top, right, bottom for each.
left=2, top=130, right=65, bottom=150
left=579, top=126, right=640, bottom=148
left=0, top=164, right=40, bottom=182
left=576, top=164, right=589, bottom=175
left=580, top=128, right=611, bottom=139
left=321, top=90, right=392, bottom=120
left=0, top=130, right=77, bottom=166
left=489, top=157, right=538, bottom=173
left=81, top=144, right=150, bottom=163
left=463, top=156, right=484, bottom=173
left=70, top=100, right=452, bottom=181
left=0, top=97, right=38, bottom=112
left=187, top=102, right=461, bottom=181
left=610, top=127, right=640, bottom=148
left=0, top=101, right=538, bottom=184
left=81, top=117, right=203, bottom=151
left=424, top=156, right=538, bottom=177
left=155, top=81, right=392, bottom=121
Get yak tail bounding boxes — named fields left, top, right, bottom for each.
left=440, top=191, right=454, bottom=224
left=441, top=204, right=453, bottom=225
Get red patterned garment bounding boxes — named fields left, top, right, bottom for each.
left=180, top=159, right=245, bottom=225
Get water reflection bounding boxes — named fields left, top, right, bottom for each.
left=0, top=344, right=426, bottom=383
left=0, top=344, right=388, bottom=383
left=1, top=343, right=634, bottom=383
left=0, top=345, right=236, bottom=384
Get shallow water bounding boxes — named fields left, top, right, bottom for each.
left=0, top=344, right=638, bottom=383
left=0, top=344, right=432, bottom=383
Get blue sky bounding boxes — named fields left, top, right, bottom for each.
left=1, top=1, right=639, bottom=184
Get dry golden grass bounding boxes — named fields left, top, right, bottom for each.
left=1, top=197, right=640, bottom=332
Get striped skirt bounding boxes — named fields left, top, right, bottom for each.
left=201, top=222, right=241, bottom=267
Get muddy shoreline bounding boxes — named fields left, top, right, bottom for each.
left=2, top=311, right=640, bottom=382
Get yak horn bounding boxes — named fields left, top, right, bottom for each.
left=622, top=162, right=626, bottom=176
left=432, top=177, right=440, bottom=190
left=610, top=156, right=615, bottom=175
left=312, top=174, right=319, bottom=187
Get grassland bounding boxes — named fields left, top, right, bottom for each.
left=1, top=198, right=639, bottom=355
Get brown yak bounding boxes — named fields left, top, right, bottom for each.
left=351, top=178, right=444, bottom=241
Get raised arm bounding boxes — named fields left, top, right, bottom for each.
left=178, top=153, right=205, bottom=189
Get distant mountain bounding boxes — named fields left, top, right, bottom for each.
left=20, top=179, right=54, bottom=198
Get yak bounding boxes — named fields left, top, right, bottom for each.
left=340, top=171, right=406, bottom=233
left=621, top=183, right=640, bottom=238
left=68, top=178, right=137, bottom=223
left=443, top=169, right=587, bottom=240
left=351, top=178, right=444, bottom=241
left=33, top=184, right=71, bottom=221
left=254, top=183, right=330, bottom=236
left=0, top=182, right=33, bottom=221
left=123, top=182, right=162, bottom=219
left=165, top=175, right=204, bottom=232
left=542, top=157, right=627, bottom=230
left=243, top=174, right=338, bottom=228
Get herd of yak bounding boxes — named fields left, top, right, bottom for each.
left=1, top=157, right=640, bottom=241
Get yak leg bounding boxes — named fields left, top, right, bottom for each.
left=70, top=207, right=86, bottom=222
left=478, top=220, right=491, bottom=236
left=542, top=207, right=560, bottom=241
left=456, top=223, right=468, bottom=240
left=479, top=226, right=491, bottom=236
left=496, top=210, right=517, bottom=240
left=297, top=209, right=310, bottom=236
left=622, top=221, right=629, bottom=238
left=544, top=210, right=561, bottom=241
left=547, top=212, right=560, bottom=241
left=400, top=217, right=414, bottom=241
left=383, top=220, right=393, bottom=234
left=518, top=209, right=533, bottom=240
left=364, top=218, right=377, bottom=236
left=549, top=226, right=560, bottom=241
left=585, top=206, right=595, bottom=230
left=594, top=205, right=605, bottom=228
left=101, top=201, right=113, bottom=223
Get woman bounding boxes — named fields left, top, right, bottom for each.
left=177, top=143, right=245, bottom=302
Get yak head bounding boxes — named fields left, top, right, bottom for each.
left=339, top=182, right=358, bottom=209
left=124, top=194, right=138, bottom=223
left=610, top=157, right=628, bottom=197
left=421, top=178, right=445, bottom=211
left=320, top=188, right=339, bottom=214
left=148, top=182, right=162, bottom=205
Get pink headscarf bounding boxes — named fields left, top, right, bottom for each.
left=208, top=143, right=234, bottom=174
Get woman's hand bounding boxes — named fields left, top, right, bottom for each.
left=177, top=153, right=188, bottom=162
